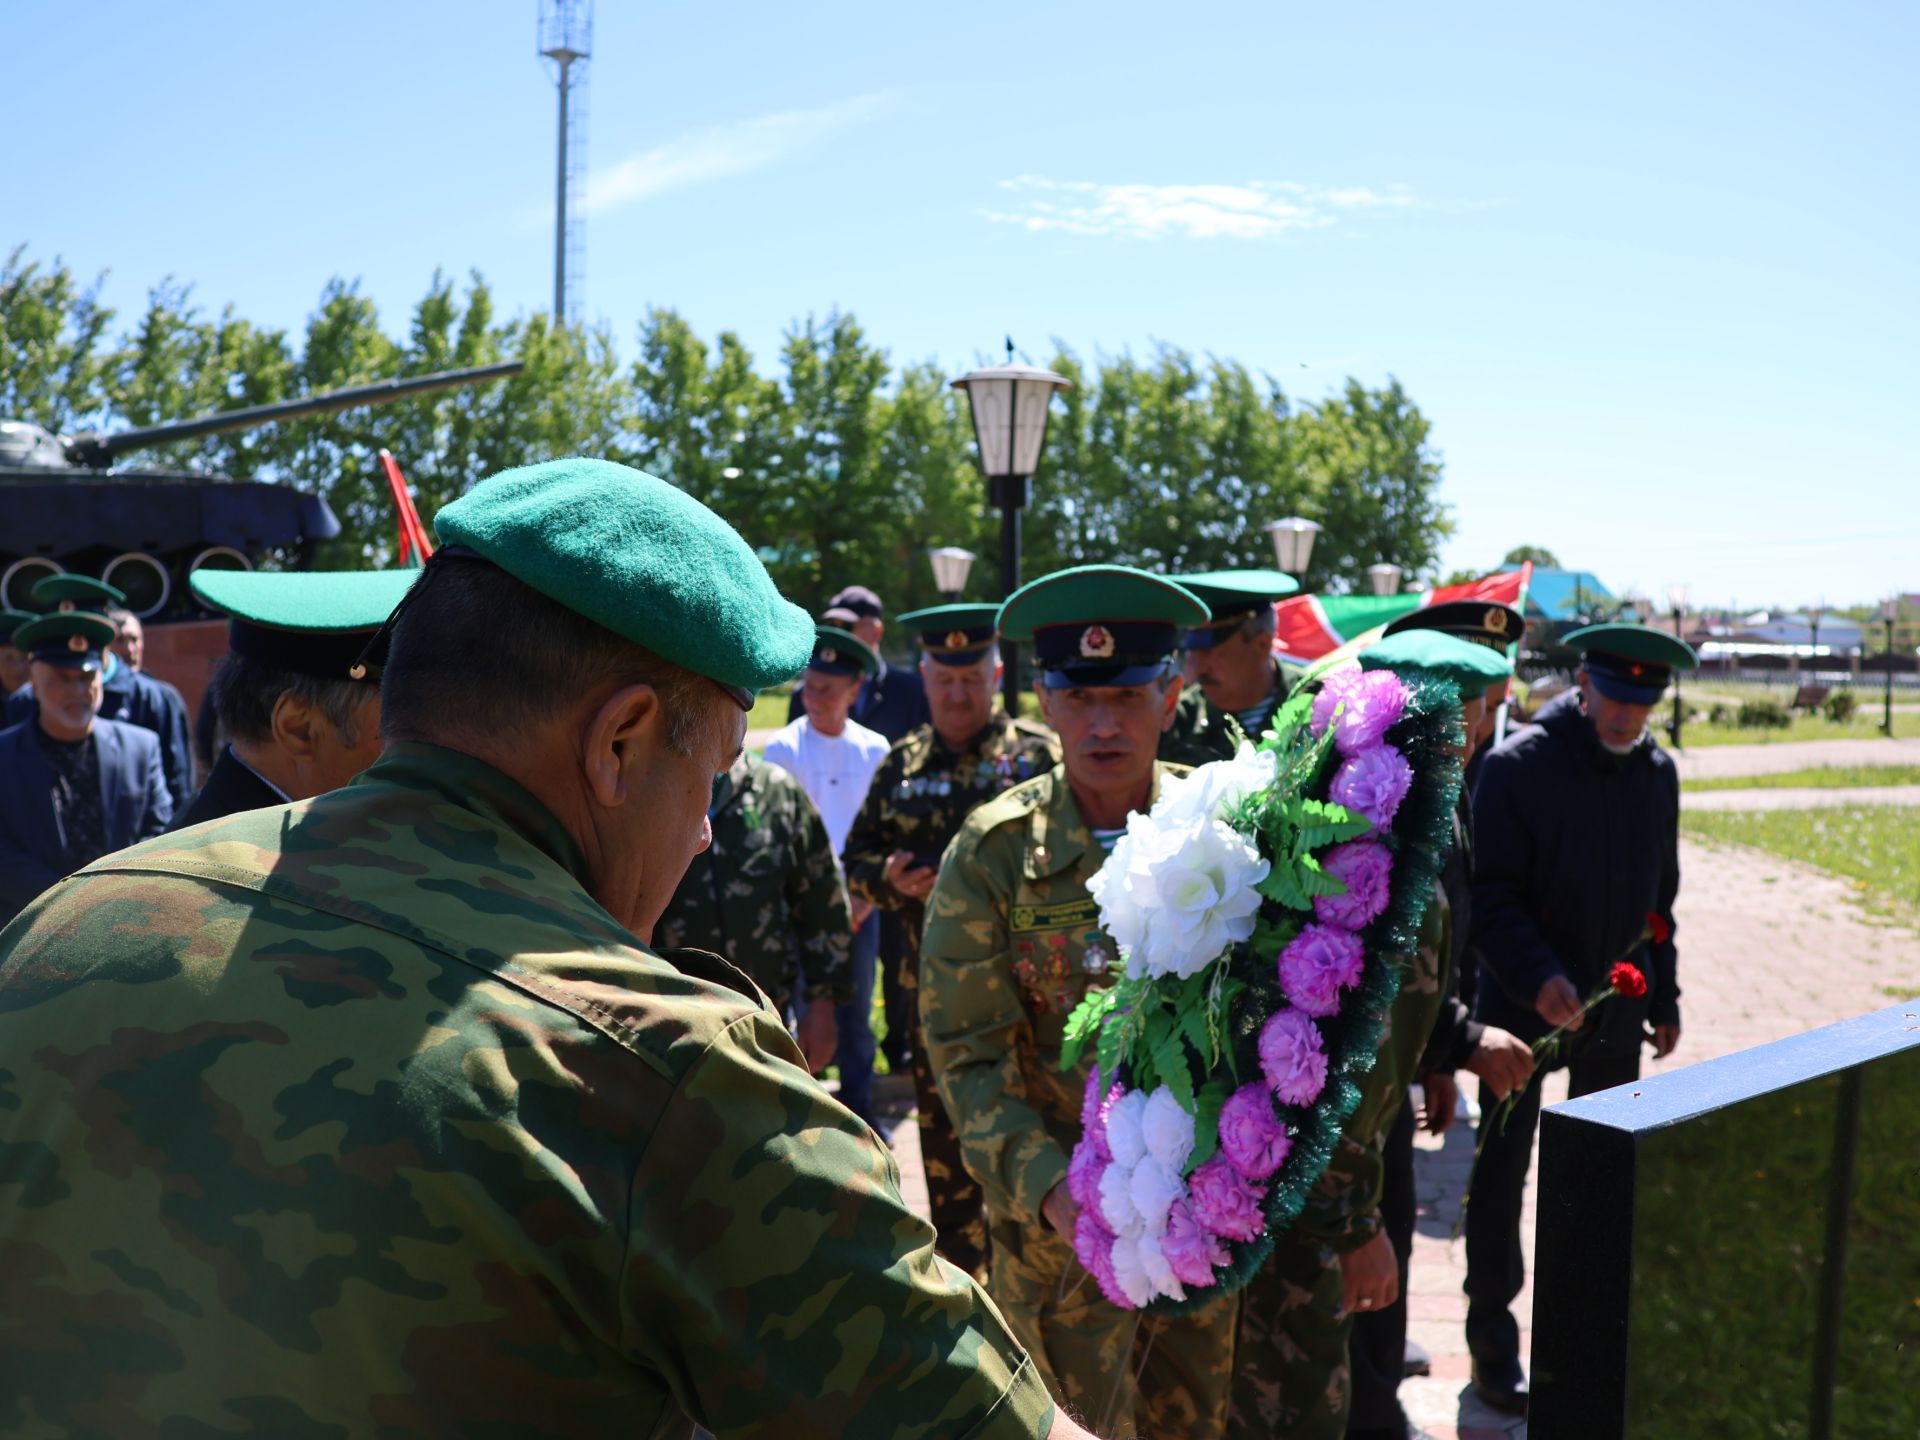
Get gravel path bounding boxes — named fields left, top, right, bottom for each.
left=1669, top=735, right=1920, bottom=781
left=1683, top=784, right=1920, bottom=811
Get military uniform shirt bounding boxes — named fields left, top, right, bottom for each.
left=0, top=742, right=1054, bottom=1440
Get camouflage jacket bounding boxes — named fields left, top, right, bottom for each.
left=843, top=712, right=1059, bottom=949
left=0, top=743, right=1053, bottom=1439
left=1159, top=660, right=1305, bottom=767
left=919, top=762, right=1182, bottom=1228
left=1294, top=882, right=1450, bottom=1251
left=656, top=752, right=851, bottom=1012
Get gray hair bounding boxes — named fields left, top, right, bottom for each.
left=208, top=655, right=372, bottom=748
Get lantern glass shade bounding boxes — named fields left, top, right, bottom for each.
left=1883, top=596, right=1901, bottom=622
left=1365, top=562, right=1403, bottom=597
left=952, top=365, right=1073, bottom=478
left=1266, top=517, right=1322, bottom=576
left=928, top=546, right=977, bottom=596
left=1665, top=583, right=1689, bottom=613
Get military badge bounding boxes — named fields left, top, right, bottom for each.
left=57, top=600, right=76, bottom=614
left=1079, top=624, right=1115, bottom=659
left=820, top=647, right=838, bottom=664
left=66, top=633, right=87, bottom=653
left=1080, top=930, right=1110, bottom=974
left=1484, top=606, right=1509, bottom=635
left=945, top=630, right=968, bottom=649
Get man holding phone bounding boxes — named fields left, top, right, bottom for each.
left=843, top=603, right=1057, bottom=1275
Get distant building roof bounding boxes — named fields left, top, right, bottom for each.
left=1526, top=568, right=1617, bottom=621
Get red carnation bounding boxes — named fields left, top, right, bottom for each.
left=1609, top=962, right=1648, bottom=999
left=1646, top=911, right=1672, bottom=945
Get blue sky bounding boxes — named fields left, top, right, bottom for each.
left=9, top=0, right=1915, bottom=610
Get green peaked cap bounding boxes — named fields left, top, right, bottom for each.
left=998, top=565, right=1208, bottom=640
left=1360, top=629, right=1512, bottom=694
left=897, top=602, right=1000, bottom=633
left=1172, top=568, right=1301, bottom=615
left=809, top=624, right=879, bottom=676
left=434, top=457, right=815, bottom=696
left=1, top=609, right=35, bottom=643
left=14, top=610, right=117, bottom=669
left=30, top=573, right=127, bottom=615
left=1562, top=622, right=1698, bottom=672
left=190, top=569, right=420, bottom=632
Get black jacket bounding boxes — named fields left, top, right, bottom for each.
left=1469, top=691, right=1681, bottom=1054
left=169, top=747, right=286, bottom=832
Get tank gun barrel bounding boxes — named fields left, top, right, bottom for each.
left=66, top=360, right=524, bottom=467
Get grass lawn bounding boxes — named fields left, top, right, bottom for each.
left=1680, top=805, right=1920, bottom=919
left=1681, top=765, right=1920, bottom=793
left=746, top=688, right=795, bottom=731
left=1664, top=712, right=1920, bottom=747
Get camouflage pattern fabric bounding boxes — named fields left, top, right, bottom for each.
left=921, top=761, right=1236, bottom=1435
left=0, top=742, right=1055, bottom=1440
left=844, top=711, right=1058, bottom=1275
left=656, top=751, right=851, bottom=1013
left=1159, top=660, right=1303, bottom=767
left=1229, top=884, right=1451, bottom=1439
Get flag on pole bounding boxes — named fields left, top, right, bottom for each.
left=1272, top=564, right=1533, bottom=666
left=379, top=450, right=435, bottom=568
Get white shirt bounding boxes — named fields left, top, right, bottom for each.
left=761, top=715, right=890, bottom=857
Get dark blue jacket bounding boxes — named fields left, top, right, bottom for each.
left=1469, top=691, right=1681, bottom=1054
left=5, top=657, right=194, bottom=812
left=786, top=657, right=930, bottom=745
left=0, top=717, right=173, bottom=923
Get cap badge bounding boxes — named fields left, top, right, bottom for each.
left=57, top=600, right=76, bottom=614
left=820, top=647, right=838, bottom=664
left=945, top=630, right=969, bottom=649
left=1080, top=625, right=1115, bottom=659
left=1485, top=607, right=1509, bottom=635
left=66, top=633, right=88, bottom=653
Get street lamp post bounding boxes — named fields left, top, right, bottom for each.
left=952, top=361, right=1073, bottom=710
left=928, top=546, right=977, bottom=603
left=1365, top=562, right=1403, bottom=597
left=1667, top=583, right=1689, bottom=748
left=1267, top=517, right=1322, bottom=582
left=1807, top=602, right=1824, bottom=681
left=1883, top=597, right=1899, bottom=736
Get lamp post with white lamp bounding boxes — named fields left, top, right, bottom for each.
left=1883, top=597, right=1900, bottom=737
left=1365, top=562, right=1404, bottom=598
left=1807, top=602, right=1824, bottom=681
left=1667, top=583, right=1689, bottom=748
left=952, top=358, right=1073, bottom=709
left=1267, top=517, right=1322, bottom=583
left=928, top=547, right=977, bottom=603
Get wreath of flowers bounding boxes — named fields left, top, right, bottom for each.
left=1061, top=666, right=1463, bottom=1313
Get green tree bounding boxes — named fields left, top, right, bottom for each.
left=0, top=247, right=119, bottom=432
left=1502, top=543, right=1561, bottom=569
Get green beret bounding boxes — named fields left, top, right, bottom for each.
left=434, top=458, right=814, bottom=698
left=809, top=624, right=879, bottom=677
left=31, top=574, right=127, bottom=616
left=15, top=611, right=117, bottom=671
left=192, top=569, right=421, bottom=683
left=1562, top=623, right=1698, bottom=672
left=0, top=609, right=35, bottom=644
left=1360, top=629, right=1512, bottom=695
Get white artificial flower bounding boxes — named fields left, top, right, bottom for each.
left=1136, top=1227, right=1187, bottom=1303
left=1154, top=743, right=1278, bottom=829
left=1106, top=816, right=1270, bottom=980
left=1109, top=1228, right=1156, bottom=1308
left=1099, top=1159, right=1143, bottom=1235
left=1105, top=1089, right=1149, bottom=1170
left=1128, top=1155, right=1183, bottom=1238
left=1142, top=1085, right=1197, bottom=1174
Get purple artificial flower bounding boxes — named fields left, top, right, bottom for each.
left=1162, top=1196, right=1232, bottom=1289
left=1080, top=1065, right=1119, bottom=1162
left=1313, top=838, right=1394, bottom=931
left=1218, top=1083, right=1293, bottom=1181
left=1258, top=1008, right=1330, bottom=1106
left=1312, top=669, right=1409, bottom=755
left=1278, top=923, right=1367, bottom=1017
left=1330, top=743, right=1414, bottom=829
left=1074, top=1208, right=1131, bottom=1309
left=1187, top=1156, right=1266, bottom=1242
left=1067, top=1135, right=1108, bottom=1213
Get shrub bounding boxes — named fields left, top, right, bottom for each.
left=1708, top=703, right=1732, bottom=726
left=1823, top=691, right=1858, bottom=724
left=1737, top=700, right=1793, bottom=730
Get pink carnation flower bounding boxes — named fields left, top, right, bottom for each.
left=1187, top=1156, right=1266, bottom=1242
left=1080, top=1066, right=1119, bottom=1163
left=1067, top=1135, right=1108, bottom=1213
left=1074, top=1209, right=1131, bottom=1309
left=1219, top=1083, right=1292, bottom=1181
left=1312, top=669, right=1409, bottom=755
left=1278, top=924, right=1367, bottom=1017
left=1258, top=1008, right=1329, bottom=1106
left=1163, top=1196, right=1232, bottom=1289
left=1313, top=839, right=1393, bottom=931
left=1330, top=743, right=1413, bottom=829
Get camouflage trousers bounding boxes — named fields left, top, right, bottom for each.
left=902, top=946, right=990, bottom=1275
left=1227, top=1234, right=1351, bottom=1439
left=988, top=1216, right=1237, bottom=1438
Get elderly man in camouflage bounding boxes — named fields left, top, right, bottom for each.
left=657, top=748, right=851, bottom=1072
left=920, top=566, right=1239, bottom=1437
left=0, top=459, right=1101, bottom=1440
left=843, top=603, right=1057, bottom=1275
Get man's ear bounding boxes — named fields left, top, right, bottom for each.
left=270, top=692, right=320, bottom=758
left=583, top=682, right=665, bottom=808
left=1159, top=673, right=1184, bottom=733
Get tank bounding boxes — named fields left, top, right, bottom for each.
left=0, top=361, right=521, bottom=616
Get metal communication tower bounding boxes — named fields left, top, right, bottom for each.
left=538, top=0, right=592, bottom=326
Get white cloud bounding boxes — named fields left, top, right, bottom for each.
left=982, top=177, right=1416, bottom=240
left=583, top=93, right=890, bottom=216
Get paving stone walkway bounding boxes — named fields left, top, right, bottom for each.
left=880, top=833, right=1920, bottom=1439
left=1683, top=783, right=1920, bottom=811
left=1667, top=734, right=1920, bottom=781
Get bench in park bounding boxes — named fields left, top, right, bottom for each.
left=1532, top=1003, right=1919, bottom=1436
left=1791, top=683, right=1831, bottom=711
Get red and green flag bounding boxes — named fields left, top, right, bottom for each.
left=1272, top=564, right=1533, bottom=666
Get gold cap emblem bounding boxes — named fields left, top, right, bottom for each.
left=820, top=647, right=838, bottom=664
left=57, top=600, right=76, bottom=614
left=67, top=633, right=88, bottom=653
left=1080, top=625, right=1115, bottom=659
left=1485, top=606, right=1509, bottom=635
left=945, top=630, right=969, bottom=649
